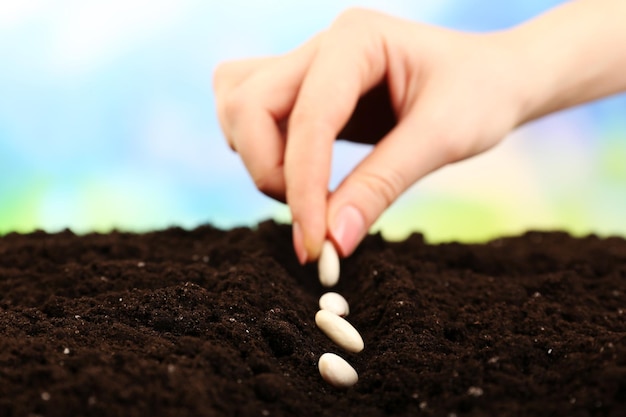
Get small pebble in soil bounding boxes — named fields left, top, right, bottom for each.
left=318, top=240, right=340, bottom=287
left=319, top=292, right=350, bottom=317
left=315, top=310, right=364, bottom=353
left=318, top=353, right=358, bottom=389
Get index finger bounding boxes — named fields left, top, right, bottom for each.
left=285, top=10, right=388, bottom=261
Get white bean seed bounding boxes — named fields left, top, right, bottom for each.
left=318, top=352, right=358, bottom=388
left=318, top=240, right=340, bottom=287
left=319, top=292, right=350, bottom=317
left=315, top=310, right=364, bottom=353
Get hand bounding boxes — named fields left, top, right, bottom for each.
left=214, top=9, right=530, bottom=263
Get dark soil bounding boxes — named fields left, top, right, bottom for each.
left=0, top=220, right=624, bottom=417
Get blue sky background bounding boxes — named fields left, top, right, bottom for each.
left=1, top=0, right=625, bottom=242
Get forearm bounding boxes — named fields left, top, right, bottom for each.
left=508, top=0, right=626, bottom=123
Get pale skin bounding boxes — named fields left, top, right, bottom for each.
left=214, top=0, right=626, bottom=264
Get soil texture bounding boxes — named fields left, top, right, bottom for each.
left=0, top=221, right=624, bottom=416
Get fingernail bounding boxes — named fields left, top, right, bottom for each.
left=292, top=221, right=308, bottom=264
left=331, top=205, right=365, bottom=256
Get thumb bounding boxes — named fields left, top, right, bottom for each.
left=327, top=114, right=451, bottom=257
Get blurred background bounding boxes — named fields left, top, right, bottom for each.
left=1, top=0, right=625, bottom=243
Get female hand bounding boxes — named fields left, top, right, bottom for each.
left=214, top=9, right=527, bottom=263
left=214, top=3, right=626, bottom=263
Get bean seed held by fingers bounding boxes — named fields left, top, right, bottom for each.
left=319, top=292, right=350, bottom=317
left=318, top=240, right=340, bottom=287
left=315, top=310, right=364, bottom=353
left=318, top=352, right=358, bottom=389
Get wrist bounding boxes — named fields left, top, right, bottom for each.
left=504, top=0, right=626, bottom=125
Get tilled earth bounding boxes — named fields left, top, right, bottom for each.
left=0, top=221, right=624, bottom=416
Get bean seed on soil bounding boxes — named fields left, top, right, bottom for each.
left=315, top=310, right=364, bottom=353
left=319, top=292, right=350, bottom=317
left=318, top=240, right=340, bottom=287
left=318, top=352, right=358, bottom=388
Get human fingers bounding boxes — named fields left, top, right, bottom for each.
left=213, top=57, right=277, bottom=97
left=327, top=61, right=521, bottom=257
left=285, top=9, right=389, bottom=263
left=326, top=105, right=449, bottom=256
left=214, top=57, right=280, bottom=150
left=218, top=38, right=319, bottom=201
